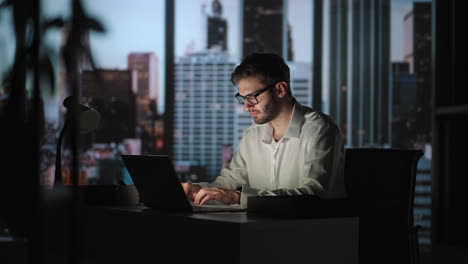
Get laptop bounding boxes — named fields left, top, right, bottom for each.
left=120, top=154, right=245, bottom=213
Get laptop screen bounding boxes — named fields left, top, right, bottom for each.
left=120, top=155, right=192, bottom=212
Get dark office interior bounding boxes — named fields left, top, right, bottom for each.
left=0, top=0, right=467, bottom=263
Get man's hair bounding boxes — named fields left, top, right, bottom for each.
left=231, top=53, right=292, bottom=96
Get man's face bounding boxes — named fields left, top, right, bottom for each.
left=237, top=77, right=280, bottom=124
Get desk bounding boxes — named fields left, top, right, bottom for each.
left=81, top=205, right=358, bottom=264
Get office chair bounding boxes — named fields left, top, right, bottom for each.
left=343, top=148, right=424, bottom=264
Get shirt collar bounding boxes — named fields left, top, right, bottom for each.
left=284, top=101, right=305, bottom=139
left=259, top=101, right=305, bottom=143
left=261, top=124, right=274, bottom=144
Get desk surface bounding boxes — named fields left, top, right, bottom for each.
left=82, top=205, right=359, bottom=264
left=91, top=204, right=358, bottom=224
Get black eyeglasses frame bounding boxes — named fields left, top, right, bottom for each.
left=234, top=83, right=277, bottom=105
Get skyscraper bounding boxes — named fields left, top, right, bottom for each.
left=327, top=0, right=348, bottom=137
left=326, top=0, right=391, bottom=147
left=391, top=62, right=416, bottom=149
left=128, top=52, right=161, bottom=153
left=127, top=52, right=159, bottom=99
left=403, top=2, right=433, bottom=249
left=206, top=0, right=228, bottom=51
left=242, top=0, right=293, bottom=60
left=173, top=52, right=237, bottom=179
left=207, top=17, right=228, bottom=51
left=173, top=1, right=236, bottom=180
left=403, top=2, right=432, bottom=143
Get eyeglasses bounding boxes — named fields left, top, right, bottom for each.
left=234, top=83, right=276, bottom=105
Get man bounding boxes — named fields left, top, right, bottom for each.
left=182, top=53, right=345, bottom=207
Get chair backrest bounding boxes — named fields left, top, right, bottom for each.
left=344, top=148, right=423, bottom=264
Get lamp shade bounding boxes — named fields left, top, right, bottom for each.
left=63, top=96, right=100, bottom=134
left=79, top=107, right=100, bottom=134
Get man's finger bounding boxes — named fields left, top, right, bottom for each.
left=199, top=194, right=213, bottom=205
left=194, top=190, right=206, bottom=205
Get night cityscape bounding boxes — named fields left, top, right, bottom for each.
left=2, top=0, right=465, bottom=263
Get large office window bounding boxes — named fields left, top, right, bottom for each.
left=323, top=0, right=433, bottom=249
left=0, top=0, right=433, bottom=255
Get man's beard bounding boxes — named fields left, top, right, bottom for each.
left=252, top=96, right=280, bottom=124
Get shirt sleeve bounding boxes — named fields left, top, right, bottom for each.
left=302, top=121, right=344, bottom=198
left=196, top=132, right=250, bottom=190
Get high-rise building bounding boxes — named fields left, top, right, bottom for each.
left=403, top=2, right=433, bottom=249
left=404, top=2, right=432, bottom=143
left=207, top=17, right=227, bottom=51
left=242, top=0, right=293, bottom=60
left=391, top=62, right=416, bottom=148
left=414, top=148, right=432, bottom=248
left=128, top=52, right=159, bottom=99
left=173, top=52, right=237, bottom=180
left=326, top=0, right=391, bottom=147
left=81, top=70, right=136, bottom=143
left=206, top=0, right=228, bottom=51
left=128, top=52, right=162, bottom=154
left=327, top=0, right=348, bottom=137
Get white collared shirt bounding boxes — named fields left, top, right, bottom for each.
left=199, top=101, right=346, bottom=207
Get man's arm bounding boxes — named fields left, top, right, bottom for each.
left=188, top=150, right=247, bottom=205
left=180, top=134, right=250, bottom=205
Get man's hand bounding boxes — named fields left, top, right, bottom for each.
left=193, top=187, right=240, bottom=205
left=181, top=182, right=202, bottom=200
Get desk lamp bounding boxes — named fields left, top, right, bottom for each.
left=54, top=96, right=100, bottom=186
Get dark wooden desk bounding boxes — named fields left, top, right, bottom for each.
left=81, top=205, right=358, bottom=264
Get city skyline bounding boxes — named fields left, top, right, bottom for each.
left=0, top=0, right=429, bottom=119
left=0, top=1, right=428, bottom=66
